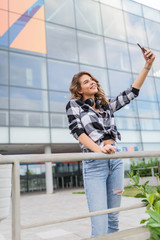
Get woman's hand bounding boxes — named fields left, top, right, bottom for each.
left=101, top=144, right=116, bottom=154
left=142, top=47, right=155, bottom=67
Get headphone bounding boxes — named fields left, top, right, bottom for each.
left=84, top=98, right=102, bottom=109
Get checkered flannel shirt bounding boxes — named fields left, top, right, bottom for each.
left=66, top=86, right=139, bottom=150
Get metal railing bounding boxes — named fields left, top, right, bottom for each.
left=1, top=151, right=160, bottom=240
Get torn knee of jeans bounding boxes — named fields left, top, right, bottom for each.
left=113, top=188, right=123, bottom=195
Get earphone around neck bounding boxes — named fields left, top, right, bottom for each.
left=84, top=98, right=102, bottom=109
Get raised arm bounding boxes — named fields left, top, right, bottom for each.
left=132, top=47, right=155, bottom=89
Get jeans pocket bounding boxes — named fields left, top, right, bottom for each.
left=85, top=160, right=95, bottom=164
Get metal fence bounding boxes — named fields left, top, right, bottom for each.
left=1, top=150, right=160, bottom=240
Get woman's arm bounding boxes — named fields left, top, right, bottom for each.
left=78, top=133, right=116, bottom=154
left=132, top=48, right=155, bottom=89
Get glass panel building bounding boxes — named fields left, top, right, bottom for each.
left=0, top=0, right=160, bottom=191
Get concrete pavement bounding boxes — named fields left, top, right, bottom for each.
left=0, top=188, right=148, bottom=240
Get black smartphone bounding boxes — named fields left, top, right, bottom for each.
left=137, top=42, right=146, bottom=53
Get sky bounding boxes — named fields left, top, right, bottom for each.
left=133, top=0, right=160, bottom=10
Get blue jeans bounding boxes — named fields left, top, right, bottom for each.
left=82, top=158, right=124, bottom=237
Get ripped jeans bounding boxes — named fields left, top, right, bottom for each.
left=82, top=158, right=124, bottom=237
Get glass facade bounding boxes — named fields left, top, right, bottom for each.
left=0, top=0, right=160, bottom=191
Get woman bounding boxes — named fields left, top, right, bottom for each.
left=66, top=48, right=155, bottom=237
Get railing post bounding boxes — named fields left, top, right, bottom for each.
left=45, top=145, right=54, bottom=193
left=151, top=167, right=154, bottom=177
left=12, top=160, right=21, bottom=240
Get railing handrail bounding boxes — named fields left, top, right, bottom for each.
left=1, top=150, right=160, bottom=164
left=1, top=150, right=160, bottom=240
left=21, top=202, right=146, bottom=229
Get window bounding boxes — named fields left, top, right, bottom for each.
left=108, top=70, right=132, bottom=97
left=137, top=101, right=160, bottom=118
left=140, top=118, right=160, bottom=130
left=10, top=87, right=48, bottom=111
left=0, top=86, right=8, bottom=109
left=10, top=53, right=47, bottom=89
left=101, top=5, right=126, bottom=41
left=45, top=0, right=75, bottom=27
left=49, top=91, right=70, bottom=113
left=50, top=113, right=68, bottom=128
left=46, top=24, right=78, bottom=62
left=124, top=12, right=147, bottom=45
left=0, top=50, right=8, bottom=85
left=116, top=117, right=140, bottom=130
left=78, top=32, right=106, bottom=67
left=10, top=111, right=49, bottom=127
left=75, top=0, right=102, bottom=34
left=129, top=44, right=151, bottom=74
left=133, top=75, right=157, bottom=101
left=48, top=60, right=78, bottom=91
left=145, top=19, right=160, bottom=51
left=105, top=38, right=131, bottom=71
left=122, top=0, right=142, bottom=16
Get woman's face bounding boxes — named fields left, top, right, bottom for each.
left=78, top=74, right=98, bottom=100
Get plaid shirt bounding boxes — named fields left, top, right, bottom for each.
left=66, top=86, right=139, bottom=150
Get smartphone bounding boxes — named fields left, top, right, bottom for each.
left=137, top=42, right=151, bottom=59
left=137, top=42, right=146, bottom=53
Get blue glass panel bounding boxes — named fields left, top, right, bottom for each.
left=101, top=5, right=126, bottom=41
left=10, top=87, right=48, bottom=111
left=129, top=44, right=152, bottom=75
left=50, top=113, right=68, bottom=128
left=137, top=100, right=160, bottom=118
left=78, top=32, right=106, bottom=67
left=124, top=12, right=147, bottom=45
left=10, top=53, right=47, bottom=89
left=45, top=0, right=75, bottom=27
left=145, top=19, right=160, bottom=51
left=143, top=6, right=160, bottom=23
left=75, top=0, right=102, bottom=34
left=0, top=86, right=8, bottom=109
left=46, top=24, right=78, bottom=62
left=49, top=91, right=70, bottom=113
left=105, top=38, right=131, bottom=71
left=155, top=78, right=160, bottom=101
left=48, top=60, right=79, bottom=91
left=152, top=49, right=160, bottom=78
left=108, top=70, right=132, bottom=97
left=0, top=110, right=8, bottom=126
left=140, top=118, right=160, bottom=130
left=114, top=101, right=138, bottom=118
left=122, top=0, right=142, bottom=16
left=10, top=111, right=49, bottom=127
left=133, top=75, right=157, bottom=101
left=116, top=117, right=140, bottom=130
left=0, top=50, right=8, bottom=84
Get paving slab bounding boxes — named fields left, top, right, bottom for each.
left=0, top=188, right=148, bottom=240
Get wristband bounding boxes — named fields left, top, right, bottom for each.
left=144, top=66, right=151, bottom=70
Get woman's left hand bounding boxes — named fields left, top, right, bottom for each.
left=142, top=47, right=155, bottom=66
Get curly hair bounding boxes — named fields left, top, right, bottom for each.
left=69, top=71, right=109, bottom=105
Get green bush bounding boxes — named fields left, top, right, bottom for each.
left=130, top=158, right=160, bottom=177
left=127, top=171, right=160, bottom=240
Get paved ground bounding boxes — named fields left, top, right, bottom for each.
left=0, top=188, right=148, bottom=240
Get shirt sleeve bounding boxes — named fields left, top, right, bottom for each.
left=109, top=86, right=139, bottom=113
left=66, top=99, right=85, bottom=140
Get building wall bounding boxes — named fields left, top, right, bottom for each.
left=0, top=0, right=160, bottom=153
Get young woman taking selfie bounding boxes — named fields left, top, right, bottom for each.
left=66, top=47, right=155, bottom=237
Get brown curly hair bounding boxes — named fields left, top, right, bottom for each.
left=69, top=71, right=109, bottom=105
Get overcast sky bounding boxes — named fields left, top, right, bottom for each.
left=133, top=0, right=160, bottom=10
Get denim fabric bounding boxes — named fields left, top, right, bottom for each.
left=82, top=157, right=124, bottom=237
